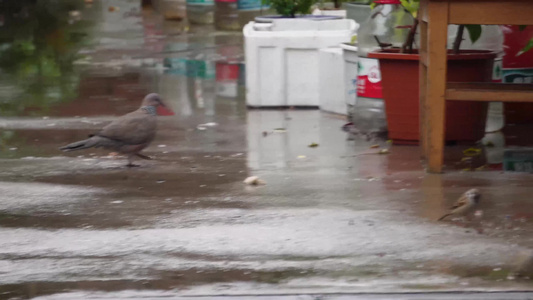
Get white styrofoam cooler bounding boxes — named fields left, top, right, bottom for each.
left=318, top=48, right=346, bottom=115
left=244, top=19, right=358, bottom=107
left=340, top=43, right=358, bottom=108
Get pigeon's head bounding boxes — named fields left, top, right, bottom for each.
left=142, top=93, right=174, bottom=116
left=466, top=188, right=481, bottom=204
left=142, top=93, right=164, bottom=107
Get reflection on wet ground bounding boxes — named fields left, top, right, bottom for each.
left=1, top=0, right=533, bottom=299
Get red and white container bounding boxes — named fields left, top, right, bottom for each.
left=216, top=62, right=240, bottom=98
left=502, top=25, right=533, bottom=125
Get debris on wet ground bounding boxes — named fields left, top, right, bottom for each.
left=341, top=122, right=354, bottom=132
left=341, top=148, right=390, bottom=158
left=273, top=128, right=287, bottom=133
left=196, top=123, right=218, bottom=131
left=485, top=141, right=495, bottom=147
left=243, top=176, right=266, bottom=186
left=108, top=6, right=119, bottom=12
left=68, top=10, right=81, bottom=19
left=308, top=142, right=319, bottom=148
left=463, top=148, right=483, bottom=157
left=378, top=148, right=389, bottom=154
left=198, top=122, right=219, bottom=127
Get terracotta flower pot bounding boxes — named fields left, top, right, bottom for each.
left=368, top=49, right=496, bottom=145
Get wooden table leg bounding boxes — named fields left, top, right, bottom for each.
left=419, top=1, right=428, bottom=160
left=426, top=0, right=449, bottom=173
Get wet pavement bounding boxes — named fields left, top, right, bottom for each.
left=2, top=1, right=533, bottom=299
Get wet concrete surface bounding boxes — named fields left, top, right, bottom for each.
left=2, top=1, right=533, bottom=299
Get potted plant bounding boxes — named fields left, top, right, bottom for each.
left=312, top=0, right=348, bottom=18
left=256, top=0, right=343, bottom=21
left=366, top=0, right=498, bottom=144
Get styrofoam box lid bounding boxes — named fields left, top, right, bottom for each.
left=271, top=19, right=358, bottom=32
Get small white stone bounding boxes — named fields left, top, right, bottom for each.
left=243, top=176, right=266, bottom=186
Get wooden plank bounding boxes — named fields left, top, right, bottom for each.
left=446, top=82, right=533, bottom=102
left=426, top=0, right=449, bottom=173
left=448, top=0, right=533, bottom=25
left=419, top=11, right=428, bottom=160
left=419, top=0, right=428, bottom=23
left=419, top=50, right=428, bottom=67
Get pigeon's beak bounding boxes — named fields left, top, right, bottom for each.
left=156, top=101, right=175, bottom=116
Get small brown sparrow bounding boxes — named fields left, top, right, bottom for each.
left=438, top=188, right=481, bottom=221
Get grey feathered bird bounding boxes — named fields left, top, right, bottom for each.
left=60, top=93, right=173, bottom=167
left=438, top=188, right=481, bottom=221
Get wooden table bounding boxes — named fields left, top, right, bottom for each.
left=419, top=0, right=533, bottom=173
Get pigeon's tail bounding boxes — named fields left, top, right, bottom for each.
left=437, top=213, right=451, bottom=221
left=59, top=136, right=111, bottom=152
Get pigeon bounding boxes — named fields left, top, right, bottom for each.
left=438, top=188, right=481, bottom=221
left=60, top=93, right=174, bottom=167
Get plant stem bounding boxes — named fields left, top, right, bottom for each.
left=334, top=0, right=340, bottom=9
left=452, top=25, right=465, bottom=54
left=401, top=17, right=419, bottom=54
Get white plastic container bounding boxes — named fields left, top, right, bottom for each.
left=244, top=18, right=358, bottom=107
left=312, top=8, right=347, bottom=18
left=340, top=43, right=358, bottom=116
left=318, top=48, right=345, bottom=115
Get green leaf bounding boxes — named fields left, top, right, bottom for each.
left=400, top=0, right=419, bottom=17
left=517, top=37, right=533, bottom=56
left=519, top=25, right=527, bottom=31
left=465, top=24, right=482, bottom=44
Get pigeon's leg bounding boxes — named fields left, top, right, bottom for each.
left=126, top=154, right=140, bottom=167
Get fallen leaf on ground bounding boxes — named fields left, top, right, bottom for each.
left=475, top=165, right=486, bottom=171
left=308, top=142, right=319, bottom=148
left=463, top=148, right=482, bottom=157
